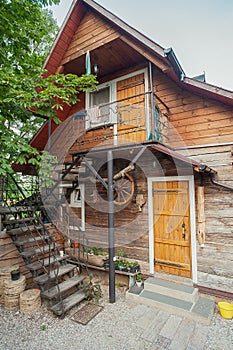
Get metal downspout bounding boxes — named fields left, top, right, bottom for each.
left=149, top=61, right=155, bottom=140
left=210, top=174, right=233, bottom=191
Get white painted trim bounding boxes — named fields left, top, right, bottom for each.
left=86, top=68, right=148, bottom=104
left=85, top=68, right=149, bottom=133
left=147, top=175, right=197, bottom=282
left=69, top=184, right=85, bottom=231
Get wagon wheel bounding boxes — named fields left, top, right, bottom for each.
left=114, top=174, right=134, bottom=205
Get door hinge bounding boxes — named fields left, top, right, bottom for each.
left=154, top=259, right=183, bottom=268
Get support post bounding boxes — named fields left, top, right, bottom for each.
left=107, top=150, right=115, bottom=303
left=197, top=186, right=205, bottom=247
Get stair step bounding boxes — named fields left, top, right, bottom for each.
left=41, top=276, right=85, bottom=300
left=14, top=235, right=51, bottom=248
left=50, top=290, right=86, bottom=316
left=144, top=277, right=198, bottom=303
left=0, top=206, right=36, bottom=214
left=27, top=254, right=69, bottom=272
left=34, top=263, right=75, bottom=284
left=2, top=216, right=37, bottom=225
left=7, top=225, right=44, bottom=236
left=127, top=289, right=214, bottom=324
left=21, top=243, right=60, bottom=258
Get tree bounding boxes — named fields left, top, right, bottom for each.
left=0, top=0, right=97, bottom=175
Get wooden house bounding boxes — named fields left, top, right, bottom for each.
left=13, top=0, right=233, bottom=298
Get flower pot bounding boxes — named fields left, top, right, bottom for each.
left=11, top=270, right=20, bottom=281
left=130, top=265, right=140, bottom=273
left=136, top=281, right=142, bottom=287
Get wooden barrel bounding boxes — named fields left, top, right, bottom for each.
left=4, top=275, right=26, bottom=310
left=20, top=289, right=41, bottom=313
left=0, top=265, right=20, bottom=304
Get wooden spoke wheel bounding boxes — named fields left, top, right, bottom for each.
left=114, top=174, right=134, bottom=205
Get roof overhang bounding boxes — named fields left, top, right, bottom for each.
left=71, top=140, right=215, bottom=175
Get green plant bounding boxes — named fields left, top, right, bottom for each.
left=40, top=324, right=47, bottom=331
left=136, top=273, right=142, bottom=282
left=85, top=246, right=108, bottom=256
left=117, top=249, right=125, bottom=258
left=116, top=281, right=121, bottom=288
left=84, top=274, right=103, bottom=304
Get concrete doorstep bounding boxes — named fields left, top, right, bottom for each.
left=126, top=277, right=215, bottom=324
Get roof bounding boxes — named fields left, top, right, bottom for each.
left=71, top=140, right=215, bottom=174
left=23, top=0, right=233, bottom=163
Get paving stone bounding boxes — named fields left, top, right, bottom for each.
left=186, top=323, right=209, bottom=350
left=154, top=335, right=171, bottom=350
left=136, top=307, right=159, bottom=330
left=169, top=318, right=196, bottom=350
left=130, top=304, right=151, bottom=319
left=141, top=310, right=169, bottom=343
left=159, top=314, right=183, bottom=339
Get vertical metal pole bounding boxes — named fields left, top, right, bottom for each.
left=149, top=61, right=155, bottom=140
left=107, top=150, right=115, bottom=303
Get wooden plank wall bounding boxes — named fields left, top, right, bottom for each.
left=0, top=224, right=64, bottom=285
left=61, top=10, right=120, bottom=65
left=0, top=230, right=32, bottom=283
left=70, top=155, right=193, bottom=268
left=153, top=67, right=233, bottom=148
left=180, top=145, right=233, bottom=292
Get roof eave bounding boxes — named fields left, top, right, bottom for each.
left=183, top=77, right=233, bottom=106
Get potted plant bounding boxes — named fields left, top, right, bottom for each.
left=81, top=247, right=109, bottom=267
left=130, top=261, right=140, bottom=273
left=11, top=269, right=20, bottom=281
left=136, top=273, right=142, bottom=287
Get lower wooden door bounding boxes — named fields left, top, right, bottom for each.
left=153, top=180, right=192, bottom=278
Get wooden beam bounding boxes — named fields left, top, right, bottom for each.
left=197, top=186, right=205, bottom=246
left=120, top=36, right=170, bottom=73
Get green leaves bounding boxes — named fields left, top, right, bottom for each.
left=0, top=1, right=97, bottom=176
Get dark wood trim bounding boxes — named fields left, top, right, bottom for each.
left=194, top=284, right=233, bottom=300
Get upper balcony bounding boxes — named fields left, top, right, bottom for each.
left=72, top=91, right=170, bottom=154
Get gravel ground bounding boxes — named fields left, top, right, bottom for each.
left=0, top=285, right=232, bottom=350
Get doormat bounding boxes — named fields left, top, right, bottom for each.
left=70, top=303, right=104, bottom=325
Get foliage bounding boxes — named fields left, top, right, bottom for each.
left=136, top=273, right=142, bottom=282
left=84, top=274, right=103, bottom=304
left=2, top=172, right=39, bottom=204
left=40, top=324, right=47, bottom=331
left=0, top=0, right=97, bottom=175
left=84, top=246, right=108, bottom=256
left=116, top=249, right=125, bottom=258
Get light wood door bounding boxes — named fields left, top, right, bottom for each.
left=117, top=73, right=146, bottom=143
left=153, top=180, right=192, bottom=278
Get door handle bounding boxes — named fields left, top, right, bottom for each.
left=182, top=223, right=186, bottom=239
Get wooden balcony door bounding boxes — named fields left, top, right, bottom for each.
left=117, top=73, right=146, bottom=143
left=152, top=180, right=192, bottom=278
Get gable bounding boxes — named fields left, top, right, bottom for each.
left=61, top=10, right=120, bottom=66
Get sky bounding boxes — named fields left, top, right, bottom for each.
left=48, top=0, right=233, bottom=91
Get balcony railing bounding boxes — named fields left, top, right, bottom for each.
left=85, top=92, right=169, bottom=144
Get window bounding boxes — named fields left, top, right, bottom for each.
left=87, top=87, right=110, bottom=128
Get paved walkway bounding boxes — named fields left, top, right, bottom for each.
left=0, top=288, right=233, bottom=350
left=126, top=300, right=233, bottom=350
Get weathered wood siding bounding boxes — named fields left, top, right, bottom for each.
left=69, top=155, right=193, bottom=268
left=153, top=67, right=233, bottom=148
left=180, top=145, right=233, bottom=292
left=0, top=231, right=32, bottom=283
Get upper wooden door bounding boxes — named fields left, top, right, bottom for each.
left=116, top=73, right=146, bottom=143
left=153, top=180, right=192, bottom=278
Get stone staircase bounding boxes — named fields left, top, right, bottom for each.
left=127, top=276, right=215, bottom=324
